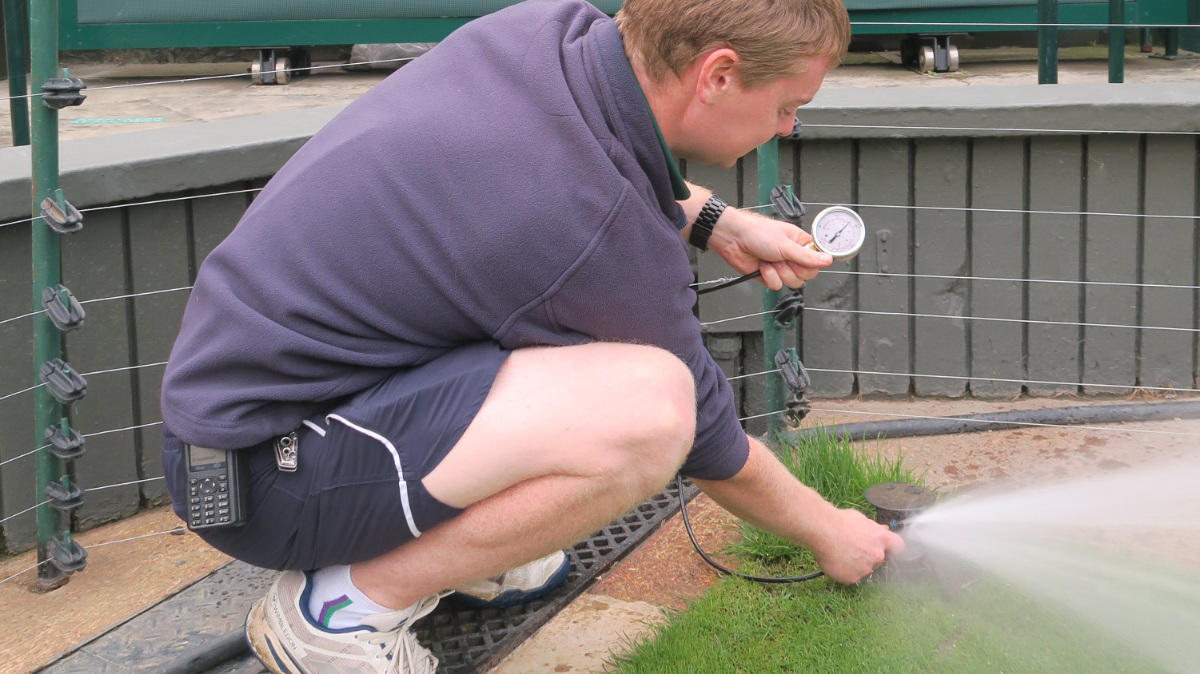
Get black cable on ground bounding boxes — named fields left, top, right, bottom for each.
left=677, top=475, right=824, bottom=584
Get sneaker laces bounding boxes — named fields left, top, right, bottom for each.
left=357, top=628, right=437, bottom=672
left=354, top=593, right=444, bottom=672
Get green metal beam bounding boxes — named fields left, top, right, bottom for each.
left=1109, top=0, right=1125, bottom=82
left=757, top=138, right=784, bottom=442
left=29, top=0, right=67, bottom=590
left=4, top=0, right=30, bottom=146
left=53, top=2, right=1150, bottom=47
left=1038, top=0, right=1059, bottom=84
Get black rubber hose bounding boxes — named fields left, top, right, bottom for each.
left=784, top=399, right=1200, bottom=445
left=695, top=271, right=760, bottom=295
left=161, top=629, right=247, bottom=673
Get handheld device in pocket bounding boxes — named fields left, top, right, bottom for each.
left=184, top=444, right=249, bottom=529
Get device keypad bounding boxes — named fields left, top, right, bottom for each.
left=189, top=474, right=232, bottom=526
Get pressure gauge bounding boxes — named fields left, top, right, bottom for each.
left=807, top=206, right=865, bottom=262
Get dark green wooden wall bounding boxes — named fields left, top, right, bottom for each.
left=1, top=106, right=1196, bottom=552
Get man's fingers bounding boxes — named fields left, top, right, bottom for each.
left=758, top=263, right=783, bottom=291
left=884, top=528, right=906, bottom=557
left=785, top=238, right=833, bottom=268
left=786, top=261, right=821, bottom=283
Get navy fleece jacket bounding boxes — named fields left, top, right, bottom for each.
left=161, top=0, right=749, bottom=480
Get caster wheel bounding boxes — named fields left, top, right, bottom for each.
left=250, top=56, right=291, bottom=85
left=918, top=45, right=935, bottom=73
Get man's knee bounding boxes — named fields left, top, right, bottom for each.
left=621, top=345, right=696, bottom=449
left=597, top=345, right=695, bottom=485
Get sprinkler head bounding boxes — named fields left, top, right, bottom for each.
left=865, top=482, right=937, bottom=578
left=864, top=482, right=936, bottom=530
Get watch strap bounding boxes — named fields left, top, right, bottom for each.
left=688, top=195, right=728, bottom=251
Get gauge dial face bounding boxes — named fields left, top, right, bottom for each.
left=810, top=206, right=865, bottom=261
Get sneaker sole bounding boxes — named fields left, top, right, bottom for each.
left=452, top=553, right=571, bottom=609
left=245, top=599, right=301, bottom=674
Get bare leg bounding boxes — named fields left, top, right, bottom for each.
left=351, top=342, right=696, bottom=609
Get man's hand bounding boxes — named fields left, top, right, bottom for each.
left=707, top=207, right=833, bottom=290
left=811, top=508, right=905, bottom=584
left=680, top=184, right=832, bottom=290
left=693, top=436, right=906, bottom=586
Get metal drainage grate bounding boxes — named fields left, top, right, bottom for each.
left=419, top=479, right=698, bottom=673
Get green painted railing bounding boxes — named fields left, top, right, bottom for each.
left=30, top=0, right=72, bottom=590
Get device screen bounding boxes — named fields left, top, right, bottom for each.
left=188, top=446, right=227, bottom=470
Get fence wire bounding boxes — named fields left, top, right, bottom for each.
left=1, top=421, right=163, bottom=469
left=693, top=270, right=1200, bottom=292
left=0, top=361, right=168, bottom=409
left=0, top=187, right=263, bottom=231
left=0, top=526, right=185, bottom=586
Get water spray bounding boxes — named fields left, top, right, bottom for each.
left=896, top=458, right=1200, bottom=672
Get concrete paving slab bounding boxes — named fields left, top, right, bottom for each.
left=43, top=561, right=275, bottom=673
left=0, top=507, right=229, bottom=673
left=490, top=595, right=667, bottom=674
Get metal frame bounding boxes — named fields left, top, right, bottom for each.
left=50, top=0, right=1186, bottom=49
left=849, top=1, right=1150, bottom=35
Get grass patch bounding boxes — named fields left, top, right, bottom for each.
left=615, top=571, right=1161, bottom=673
left=612, top=431, right=1162, bottom=673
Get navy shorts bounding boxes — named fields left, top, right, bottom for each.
left=162, top=342, right=509, bottom=570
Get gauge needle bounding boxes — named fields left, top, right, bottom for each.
left=828, top=223, right=849, bottom=243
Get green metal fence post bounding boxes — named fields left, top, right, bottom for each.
left=1108, top=0, right=1124, bottom=82
left=1037, top=0, right=1058, bottom=84
left=30, top=0, right=68, bottom=591
left=4, top=0, right=31, bottom=145
left=757, top=138, right=784, bottom=443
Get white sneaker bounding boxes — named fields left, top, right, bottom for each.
left=451, top=550, right=571, bottom=608
left=245, top=570, right=442, bottom=673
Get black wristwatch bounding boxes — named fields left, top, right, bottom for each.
left=688, top=195, right=728, bottom=251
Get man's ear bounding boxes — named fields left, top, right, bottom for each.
left=695, top=47, right=740, bottom=104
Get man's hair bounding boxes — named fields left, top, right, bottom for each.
left=615, top=0, right=850, bottom=87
